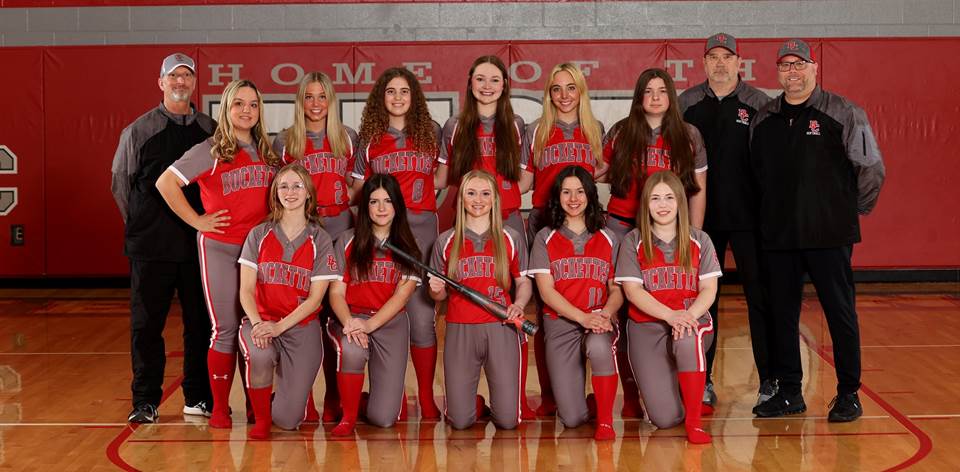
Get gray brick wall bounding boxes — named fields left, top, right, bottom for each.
left=1, top=1, right=958, bottom=46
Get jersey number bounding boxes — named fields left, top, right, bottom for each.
left=587, top=287, right=604, bottom=309
left=334, top=181, right=345, bottom=205
left=487, top=286, right=506, bottom=305
left=412, top=179, right=424, bottom=203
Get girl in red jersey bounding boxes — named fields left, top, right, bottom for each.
left=328, top=174, right=422, bottom=436
left=523, top=63, right=606, bottom=415
left=438, top=55, right=538, bottom=419
left=601, top=68, right=707, bottom=417
left=614, top=171, right=721, bottom=444
left=439, top=55, right=532, bottom=245
left=528, top=166, right=623, bottom=440
left=351, top=67, right=443, bottom=419
left=272, top=72, right=359, bottom=423
left=429, top=170, right=532, bottom=430
left=236, top=163, right=338, bottom=439
left=157, top=79, right=281, bottom=428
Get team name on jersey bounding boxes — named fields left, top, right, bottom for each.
left=370, top=151, right=435, bottom=175
left=551, top=256, right=610, bottom=284
left=457, top=255, right=495, bottom=279
left=353, top=260, right=402, bottom=284
left=302, top=152, right=347, bottom=175
left=537, top=142, right=592, bottom=171
left=221, top=165, right=274, bottom=196
left=479, top=135, right=496, bottom=156
left=258, top=261, right=312, bottom=291
left=645, top=146, right=669, bottom=169
left=642, top=266, right=697, bottom=292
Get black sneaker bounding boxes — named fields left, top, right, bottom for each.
left=183, top=400, right=212, bottom=417
left=756, top=379, right=779, bottom=408
left=753, top=391, right=806, bottom=417
left=702, top=380, right=717, bottom=406
left=828, top=392, right=863, bottom=423
left=128, top=403, right=158, bottom=424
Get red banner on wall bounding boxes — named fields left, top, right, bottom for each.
left=0, top=39, right=955, bottom=276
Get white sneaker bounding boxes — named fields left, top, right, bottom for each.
left=183, top=400, right=212, bottom=417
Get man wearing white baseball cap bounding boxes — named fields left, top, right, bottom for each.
left=112, top=53, right=216, bottom=423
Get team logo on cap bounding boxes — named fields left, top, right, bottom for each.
left=807, top=120, right=821, bottom=136
left=717, top=34, right=727, bottom=43
left=736, top=108, right=750, bottom=126
left=787, top=40, right=800, bottom=51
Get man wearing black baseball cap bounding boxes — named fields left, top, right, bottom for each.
left=749, top=39, right=885, bottom=422
left=679, top=33, right=776, bottom=413
left=112, top=53, right=216, bottom=423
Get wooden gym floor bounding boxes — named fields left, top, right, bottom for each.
left=0, top=282, right=957, bottom=471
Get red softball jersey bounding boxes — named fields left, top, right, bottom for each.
left=334, top=230, right=422, bottom=315
left=351, top=124, right=441, bottom=212
left=273, top=127, right=358, bottom=215
left=524, top=119, right=603, bottom=209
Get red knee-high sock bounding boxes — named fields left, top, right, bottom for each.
left=591, top=374, right=618, bottom=440
left=410, top=345, right=440, bottom=419
left=678, top=371, right=712, bottom=444
left=332, top=372, right=364, bottom=436
left=247, top=386, right=272, bottom=440
left=519, top=341, right=536, bottom=419
left=321, top=346, right=341, bottom=422
left=208, top=349, right=236, bottom=429
left=533, top=328, right=555, bottom=415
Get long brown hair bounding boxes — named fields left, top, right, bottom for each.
left=609, top=68, right=698, bottom=198
left=446, top=170, right=511, bottom=289
left=266, top=163, right=321, bottom=225
left=358, top=67, right=437, bottom=155
left=532, top=63, right=602, bottom=167
left=638, top=171, right=692, bottom=269
left=547, top=165, right=605, bottom=234
left=449, top=56, right=521, bottom=183
left=349, top=174, right=421, bottom=280
left=283, top=72, right=351, bottom=160
left=211, top=79, right=280, bottom=166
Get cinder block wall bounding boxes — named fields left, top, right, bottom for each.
left=2, top=1, right=958, bottom=46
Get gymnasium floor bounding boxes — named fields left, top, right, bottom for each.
left=0, top=283, right=957, bottom=471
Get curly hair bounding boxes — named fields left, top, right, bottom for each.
left=211, top=79, right=280, bottom=167
left=358, top=67, right=437, bottom=155
left=546, top=165, right=605, bottom=233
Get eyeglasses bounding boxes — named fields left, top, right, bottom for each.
left=776, top=60, right=812, bottom=72
left=166, top=72, right=195, bottom=82
left=278, top=183, right=306, bottom=193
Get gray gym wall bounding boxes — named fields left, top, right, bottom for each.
left=1, top=0, right=958, bottom=47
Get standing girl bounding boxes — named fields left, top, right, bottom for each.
left=429, top=170, right=532, bottom=430
left=352, top=67, right=443, bottom=419
left=602, top=68, right=707, bottom=416
left=328, top=174, right=422, bottom=436
left=273, top=72, right=359, bottom=422
left=157, top=79, right=280, bottom=428
left=528, top=166, right=622, bottom=440
left=614, top=170, right=721, bottom=444
left=236, top=163, right=338, bottom=439
left=523, top=63, right=605, bottom=415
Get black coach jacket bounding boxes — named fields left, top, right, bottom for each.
left=679, top=78, right=772, bottom=232
left=749, top=86, right=885, bottom=250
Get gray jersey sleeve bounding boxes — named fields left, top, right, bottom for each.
left=527, top=227, right=553, bottom=276
left=602, top=229, right=620, bottom=281
left=686, top=122, right=708, bottom=172
left=521, top=119, right=539, bottom=170
left=431, top=230, right=454, bottom=274
left=351, top=138, right=368, bottom=181
left=310, top=226, right=340, bottom=281
left=345, top=126, right=359, bottom=159
left=843, top=105, right=885, bottom=215
left=271, top=130, right=288, bottom=160
left=438, top=116, right=459, bottom=166
left=333, top=231, right=354, bottom=281
left=239, top=223, right=270, bottom=269
left=614, top=229, right=644, bottom=285
left=169, top=139, right=215, bottom=185
left=691, top=228, right=722, bottom=280
left=514, top=115, right=530, bottom=171
left=506, top=226, right=528, bottom=277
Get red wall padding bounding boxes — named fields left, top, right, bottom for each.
left=0, top=39, right=957, bottom=276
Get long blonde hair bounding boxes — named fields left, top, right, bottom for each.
left=638, top=170, right=692, bottom=269
left=447, top=170, right=510, bottom=289
left=211, top=79, right=279, bottom=166
left=283, top=72, right=351, bottom=160
left=532, top=63, right=603, bottom=167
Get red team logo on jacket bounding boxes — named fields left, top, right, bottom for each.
left=736, top=108, right=750, bottom=125
left=807, top=120, right=821, bottom=136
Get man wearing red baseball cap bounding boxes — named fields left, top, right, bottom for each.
left=749, top=39, right=886, bottom=422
